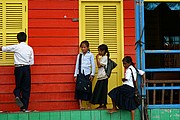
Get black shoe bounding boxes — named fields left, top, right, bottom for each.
left=15, top=97, right=23, bottom=107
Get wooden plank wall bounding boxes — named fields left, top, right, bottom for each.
left=27, top=0, right=79, bottom=111
left=0, top=0, right=79, bottom=111
left=0, top=0, right=136, bottom=111
left=124, top=0, right=136, bottom=61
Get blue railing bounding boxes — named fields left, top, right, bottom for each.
left=145, top=79, right=180, bottom=109
left=145, top=50, right=180, bottom=54
left=143, top=49, right=180, bottom=109
left=148, top=104, right=180, bottom=109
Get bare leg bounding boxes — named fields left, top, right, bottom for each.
left=87, top=101, right=91, bottom=109
left=131, top=110, right=135, bottom=120
left=107, top=100, right=118, bottom=113
left=79, top=99, right=85, bottom=109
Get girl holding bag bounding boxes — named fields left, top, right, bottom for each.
left=108, top=56, right=145, bottom=120
left=74, top=40, right=96, bottom=109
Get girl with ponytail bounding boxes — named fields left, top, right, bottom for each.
left=90, top=44, right=110, bottom=109
left=108, top=56, right=145, bottom=120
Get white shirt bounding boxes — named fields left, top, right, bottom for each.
left=97, top=56, right=108, bottom=80
left=2, top=42, right=34, bottom=65
left=74, top=51, right=95, bottom=76
left=123, top=65, right=145, bottom=87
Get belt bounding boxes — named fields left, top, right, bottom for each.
left=15, top=64, right=28, bottom=67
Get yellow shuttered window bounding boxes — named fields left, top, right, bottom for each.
left=0, top=0, right=27, bottom=66
left=80, top=0, right=124, bottom=107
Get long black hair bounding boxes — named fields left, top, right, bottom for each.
left=98, top=44, right=110, bottom=58
left=122, top=56, right=139, bottom=73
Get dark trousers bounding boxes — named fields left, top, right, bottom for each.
left=14, top=65, right=31, bottom=110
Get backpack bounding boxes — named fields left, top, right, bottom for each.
left=104, top=59, right=117, bottom=78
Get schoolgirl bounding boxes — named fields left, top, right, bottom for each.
left=108, top=56, right=145, bottom=120
left=74, top=40, right=96, bottom=109
left=90, top=44, right=109, bottom=109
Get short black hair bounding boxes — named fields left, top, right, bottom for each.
left=17, top=32, right=27, bottom=42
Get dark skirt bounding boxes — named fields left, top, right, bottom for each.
left=90, top=78, right=108, bottom=105
left=75, top=90, right=92, bottom=101
left=108, top=84, right=138, bottom=111
left=75, top=74, right=92, bottom=101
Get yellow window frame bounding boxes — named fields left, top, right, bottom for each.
left=79, top=0, right=124, bottom=108
left=0, top=0, right=28, bottom=66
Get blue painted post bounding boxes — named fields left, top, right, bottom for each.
left=135, top=0, right=141, bottom=89
left=140, top=0, right=146, bottom=96
left=140, top=1, right=146, bottom=120
left=135, top=0, right=140, bottom=68
left=135, top=0, right=144, bottom=120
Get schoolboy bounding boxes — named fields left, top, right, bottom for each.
left=0, top=32, right=34, bottom=112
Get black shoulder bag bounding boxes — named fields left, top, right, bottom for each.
left=104, top=58, right=117, bottom=78
left=129, top=68, right=142, bottom=106
left=76, top=54, right=91, bottom=93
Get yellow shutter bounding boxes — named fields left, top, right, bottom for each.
left=80, top=0, right=124, bottom=108
left=103, top=5, right=118, bottom=54
left=0, top=3, right=3, bottom=61
left=0, top=0, right=27, bottom=65
left=84, top=5, right=99, bottom=54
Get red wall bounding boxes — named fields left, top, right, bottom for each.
left=124, top=0, right=136, bottom=62
left=28, top=0, right=79, bottom=111
left=0, top=0, right=136, bottom=111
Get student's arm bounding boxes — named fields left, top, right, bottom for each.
left=138, top=69, right=146, bottom=87
left=1, top=45, right=17, bottom=52
left=74, top=54, right=79, bottom=82
left=29, top=48, right=34, bottom=65
left=91, top=54, right=96, bottom=76
left=90, top=54, right=95, bottom=81
left=96, top=54, right=101, bottom=68
left=74, top=54, right=79, bottom=77
left=141, top=73, right=146, bottom=88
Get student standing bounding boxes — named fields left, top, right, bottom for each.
left=74, top=40, right=96, bottom=109
left=108, top=56, right=145, bottom=120
left=90, top=44, right=109, bottom=109
left=0, top=32, right=34, bottom=112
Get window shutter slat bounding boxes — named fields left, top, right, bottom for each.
left=83, top=4, right=118, bottom=55
left=85, top=5, right=99, bottom=54
left=0, top=33, right=2, bottom=60
left=0, top=3, right=2, bottom=30
left=0, top=3, right=3, bottom=61
left=5, top=3, right=23, bottom=62
left=6, top=3, right=23, bottom=29
left=103, top=5, right=117, bottom=54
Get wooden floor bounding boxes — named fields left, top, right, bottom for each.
left=0, top=109, right=179, bottom=120
left=0, top=109, right=140, bottom=120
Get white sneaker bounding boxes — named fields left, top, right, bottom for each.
left=21, top=109, right=30, bottom=112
